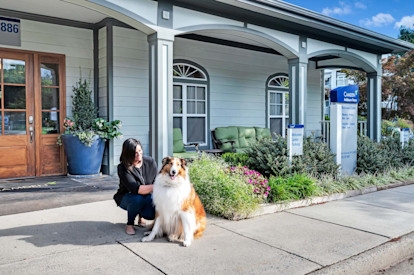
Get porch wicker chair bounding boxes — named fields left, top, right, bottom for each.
left=173, top=128, right=200, bottom=159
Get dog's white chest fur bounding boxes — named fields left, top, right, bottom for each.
left=152, top=173, right=192, bottom=235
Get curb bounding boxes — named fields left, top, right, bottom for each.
left=245, top=180, right=414, bottom=219
left=308, top=231, right=414, bottom=275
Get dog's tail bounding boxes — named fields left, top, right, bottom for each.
left=194, top=216, right=206, bottom=239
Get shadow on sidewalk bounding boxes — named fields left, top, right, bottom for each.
left=0, top=221, right=135, bottom=247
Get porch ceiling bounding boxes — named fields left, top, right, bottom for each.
left=0, top=0, right=107, bottom=24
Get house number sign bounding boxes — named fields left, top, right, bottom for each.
left=0, top=17, right=21, bottom=46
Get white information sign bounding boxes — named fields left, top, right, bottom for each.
left=400, top=128, right=410, bottom=148
left=288, top=125, right=304, bottom=164
left=330, top=85, right=359, bottom=175
left=0, top=17, right=21, bottom=47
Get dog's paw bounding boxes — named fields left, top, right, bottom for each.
left=168, top=234, right=178, bottom=242
left=141, top=235, right=154, bottom=242
left=182, top=239, right=192, bottom=247
left=143, top=231, right=151, bottom=236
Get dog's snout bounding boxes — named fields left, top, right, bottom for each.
left=171, top=168, right=177, bottom=175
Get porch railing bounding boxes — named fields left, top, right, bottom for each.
left=320, top=120, right=367, bottom=147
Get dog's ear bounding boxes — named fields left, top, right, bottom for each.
left=162, top=157, right=171, bottom=167
left=180, top=158, right=187, bottom=168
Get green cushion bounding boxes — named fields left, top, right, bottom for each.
left=237, top=127, right=256, bottom=148
left=255, top=127, right=272, bottom=139
left=235, top=148, right=247, bottom=153
left=173, top=128, right=186, bottom=153
left=173, top=151, right=199, bottom=159
left=214, top=126, right=239, bottom=152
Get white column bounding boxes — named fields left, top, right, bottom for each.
left=367, top=72, right=382, bottom=142
left=288, top=58, right=308, bottom=126
left=148, top=31, right=174, bottom=167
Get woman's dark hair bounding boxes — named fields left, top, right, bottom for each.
left=120, top=138, right=142, bottom=169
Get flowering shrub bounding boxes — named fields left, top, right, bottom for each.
left=189, top=155, right=261, bottom=220
left=225, top=166, right=270, bottom=201
left=59, top=117, right=122, bottom=147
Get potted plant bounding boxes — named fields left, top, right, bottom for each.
left=59, top=77, right=122, bottom=176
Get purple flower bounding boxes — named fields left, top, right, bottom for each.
left=265, top=192, right=268, bottom=196
left=249, top=179, right=252, bottom=183
left=267, top=186, right=271, bottom=190
left=264, top=179, right=268, bottom=183
left=230, top=167, right=235, bottom=170
left=260, top=182, right=264, bottom=185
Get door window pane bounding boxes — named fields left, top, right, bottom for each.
left=3, top=59, right=25, bottom=84
left=42, top=112, right=59, bottom=134
left=187, top=86, right=195, bottom=99
left=270, top=118, right=282, bottom=138
left=276, top=93, right=282, bottom=104
left=187, top=101, right=195, bottom=114
left=173, top=100, right=182, bottom=114
left=41, top=88, right=60, bottom=110
left=4, top=111, right=26, bottom=135
left=0, top=112, right=2, bottom=135
left=173, top=85, right=182, bottom=99
left=41, top=63, right=59, bottom=86
left=173, top=117, right=182, bottom=130
left=4, top=85, right=26, bottom=109
left=197, top=102, right=205, bottom=114
left=187, top=117, right=205, bottom=143
left=0, top=86, right=2, bottom=108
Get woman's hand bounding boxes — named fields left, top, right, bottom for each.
left=138, top=184, right=153, bottom=195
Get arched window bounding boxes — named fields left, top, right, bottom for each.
left=267, top=74, right=289, bottom=138
left=173, top=61, right=208, bottom=145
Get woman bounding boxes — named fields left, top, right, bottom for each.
left=114, top=138, right=158, bottom=235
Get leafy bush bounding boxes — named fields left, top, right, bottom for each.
left=221, top=153, right=248, bottom=167
left=244, top=136, right=289, bottom=177
left=225, top=166, right=270, bottom=201
left=267, top=174, right=317, bottom=202
left=357, top=136, right=387, bottom=174
left=292, top=137, right=339, bottom=177
left=244, top=136, right=339, bottom=178
left=188, top=155, right=261, bottom=219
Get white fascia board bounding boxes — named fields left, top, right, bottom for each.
left=248, top=24, right=299, bottom=53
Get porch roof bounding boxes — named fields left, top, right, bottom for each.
left=171, top=0, right=414, bottom=54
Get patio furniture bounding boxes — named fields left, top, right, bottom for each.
left=211, top=126, right=272, bottom=153
left=173, top=128, right=200, bottom=159
left=201, top=149, right=224, bottom=156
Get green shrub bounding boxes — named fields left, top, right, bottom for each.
left=268, top=174, right=317, bottom=202
left=381, top=136, right=405, bottom=167
left=401, top=139, right=414, bottom=166
left=225, top=166, right=270, bottom=201
left=357, top=136, right=387, bottom=174
left=292, top=137, right=339, bottom=177
left=245, top=136, right=339, bottom=178
left=188, top=155, right=261, bottom=219
left=244, top=136, right=290, bottom=177
left=221, top=153, right=248, bottom=167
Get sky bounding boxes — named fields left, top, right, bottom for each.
left=282, top=0, right=414, bottom=39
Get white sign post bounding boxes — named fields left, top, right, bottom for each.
left=0, top=17, right=21, bottom=47
left=287, top=124, right=304, bottom=165
left=400, top=128, right=410, bottom=148
left=330, top=85, right=359, bottom=175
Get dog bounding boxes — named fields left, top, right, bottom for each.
left=141, top=157, right=206, bottom=247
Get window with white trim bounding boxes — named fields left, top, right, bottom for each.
left=173, top=63, right=208, bottom=145
left=268, top=75, right=289, bottom=138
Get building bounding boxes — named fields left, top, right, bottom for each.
left=0, top=0, right=413, bottom=180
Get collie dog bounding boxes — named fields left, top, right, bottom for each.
left=141, top=157, right=206, bottom=247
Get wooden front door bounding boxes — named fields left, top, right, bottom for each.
left=0, top=49, right=65, bottom=179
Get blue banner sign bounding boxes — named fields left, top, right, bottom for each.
left=288, top=124, right=304, bottom=128
left=330, top=85, right=359, bottom=103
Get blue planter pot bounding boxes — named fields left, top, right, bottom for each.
left=61, top=134, right=105, bottom=175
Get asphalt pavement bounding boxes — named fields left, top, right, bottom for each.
left=1, top=177, right=414, bottom=274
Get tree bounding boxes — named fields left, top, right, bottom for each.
left=382, top=50, right=414, bottom=121
left=398, top=26, right=414, bottom=44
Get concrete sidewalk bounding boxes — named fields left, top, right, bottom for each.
left=1, top=185, right=414, bottom=274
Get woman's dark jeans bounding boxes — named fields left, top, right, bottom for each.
left=119, top=193, right=155, bottom=225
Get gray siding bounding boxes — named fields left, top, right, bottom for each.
left=306, top=62, right=323, bottom=137
left=112, top=27, right=150, bottom=162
